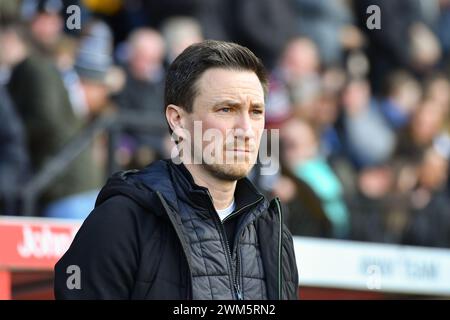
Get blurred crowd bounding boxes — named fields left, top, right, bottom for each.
left=1, top=0, right=450, bottom=248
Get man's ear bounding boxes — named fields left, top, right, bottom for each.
left=166, top=104, right=187, bottom=141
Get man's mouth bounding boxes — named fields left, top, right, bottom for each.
left=225, top=148, right=254, bottom=154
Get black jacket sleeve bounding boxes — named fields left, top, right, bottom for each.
left=54, top=195, right=142, bottom=299
left=282, top=227, right=299, bottom=300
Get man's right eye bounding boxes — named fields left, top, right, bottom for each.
left=219, top=107, right=232, bottom=113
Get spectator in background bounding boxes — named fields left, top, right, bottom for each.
left=279, top=37, right=321, bottom=86
left=228, top=0, right=297, bottom=69
left=393, top=97, right=450, bottom=248
left=354, top=0, right=442, bottom=94
left=341, top=78, right=396, bottom=168
left=21, top=0, right=65, bottom=59
left=291, top=0, right=364, bottom=66
left=436, top=0, right=450, bottom=69
left=116, top=28, right=166, bottom=119
left=194, top=0, right=231, bottom=41
left=315, top=68, right=347, bottom=160
left=73, top=19, right=118, bottom=118
left=44, top=19, right=118, bottom=218
left=283, top=38, right=323, bottom=122
left=0, top=85, right=30, bottom=214
left=379, top=70, right=422, bottom=131
left=182, top=0, right=297, bottom=69
left=160, top=16, right=203, bottom=64
left=423, top=74, right=450, bottom=119
left=402, top=146, right=450, bottom=248
left=21, top=0, right=79, bottom=72
left=276, top=117, right=350, bottom=238
left=2, top=24, right=103, bottom=219
left=266, top=37, right=321, bottom=128
left=348, top=161, right=409, bottom=243
left=422, top=76, right=450, bottom=165
left=114, top=27, right=167, bottom=166
left=21, top=0, right=91, bottom=119
left=396, top=98, right=447, bottom=161
left=124, top=28, right=165, bottom=86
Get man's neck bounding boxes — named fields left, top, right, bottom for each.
left=184, top=163, right=236, bottom=211
left=9, top=38, right=28, bottom=68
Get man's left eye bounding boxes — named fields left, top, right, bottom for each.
left=252, top=109, right=263, bottom=115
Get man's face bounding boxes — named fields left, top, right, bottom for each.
left=129, top=34, right=165, bottom=80
left=31, top=13, right=63, bottom=48
left=81, top=80, right=109, bottom=114
left=181, top=68, right=265, bottom=181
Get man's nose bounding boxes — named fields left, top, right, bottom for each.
left=235, top=113, right=255, bottom=137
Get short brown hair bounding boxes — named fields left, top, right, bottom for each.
left=164, top=40, right=268, bottom=119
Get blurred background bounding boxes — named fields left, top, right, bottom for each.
left=1, top=0, right=450, bottom=299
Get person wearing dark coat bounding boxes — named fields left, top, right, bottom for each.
left=3, top=25, right=102, bottom=217
left=54, top=40, right=299, bottom=300
left=114, top=28, right=167, bottom=157
left=402, top=147, right=450, bottom=248
left=0, top=85, right=30, bottom=213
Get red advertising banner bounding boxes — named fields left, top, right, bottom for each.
left=0, top=217, right=81, bottom=270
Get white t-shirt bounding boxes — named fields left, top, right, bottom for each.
left=216, top=198, right=236, bottom=221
